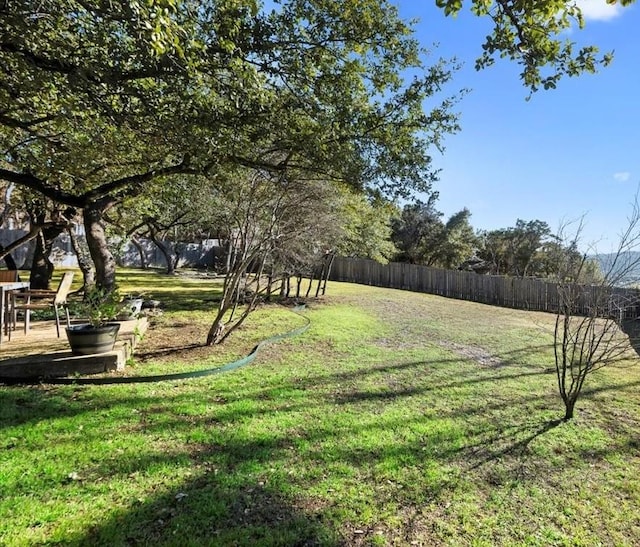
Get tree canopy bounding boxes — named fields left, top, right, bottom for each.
left=1, top=0, right=459, bottom=198
left=1, top=0, right=633, bottom=290
left=391, top=197, right=477, bottom=268
left=1, top=0, right=462, bottom=287
left=477, top=219, right=554, bottom=276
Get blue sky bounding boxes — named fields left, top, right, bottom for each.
left=394, top=0, right=640, bottom=251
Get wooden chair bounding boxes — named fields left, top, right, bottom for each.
left=1, top=270, right=21, bottom=336
left=11, top=272, right=75, bottom=338
left=0, top=270, right=20, bottom=282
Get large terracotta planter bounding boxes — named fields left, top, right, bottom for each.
left=65, top=323, right=121, bottom=355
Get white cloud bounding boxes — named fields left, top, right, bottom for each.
left=614, top=171, right=631, bottom=182
left=576, top=0, right=624, bottom=22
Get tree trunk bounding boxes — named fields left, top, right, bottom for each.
left=67, top=223, right=95, bottom=289
left=295, top=275, right=302, bottom=298
left=266, top=274, right=273, bottom=302
left=159, top=241, right=175, bottom=274
left=321, top=253, right=335, bottom=295
left=280, top=275, right=287, bottom=297
left=1, top=246, right=18, bottom=270
left=30, top=225, right=65, bottom=289
left=130, top=235, right=149, bottom=269
left=563, top=397, right=576, bottom=421
left=315, top=262, right=325, bottom=298
left=305, top=275, right=314, bottom=298
left=206, top=316, right=226, bottom=345
left=147, top=228, right=175, bottom=274
left=84, top=199, right=117, bottom=290
left=0, top=222, right=68, bottom=265
left=225, top=237, right=234, bottom=275
left=172, top=243, right=181, bottom=273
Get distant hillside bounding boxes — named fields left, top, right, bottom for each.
left=594, top=252, right=640, bottom=286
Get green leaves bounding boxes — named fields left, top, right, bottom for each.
left=2, top=0, right=460, bottom=234
left=440, top=0, right=463, bottom=17
left=336, top=190, right=397, bottom=263
left=437, top=0, right=635, bottom=94
left=71, top=286, right=123, bottom=327
left=390, top=198, right=478, bottom=268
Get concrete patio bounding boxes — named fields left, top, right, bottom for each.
left=0, top=317, right=148, bottom=380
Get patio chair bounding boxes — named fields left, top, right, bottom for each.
left=1, top=270, right=21, bottom=336
left=0, top=270, right=20, bottom=282
left=10, top=272, right=74, bottom=338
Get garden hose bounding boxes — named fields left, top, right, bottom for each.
left=1, top=305, right=309, bottom=386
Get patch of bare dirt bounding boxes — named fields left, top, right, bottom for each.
left=134, top=321, right=214, bottom=365
left=438, top=341, right=503, bottom=367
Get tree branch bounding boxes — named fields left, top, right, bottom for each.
left=0, top=220, right=70, bottom=262
left=0, top=41, right=180, bottom=84
left=0, top=159, right=202, bottom=209
left=0, top=113, right=58, bottom=129
left=0, top=168, right=84, bottom=207
left=78, top=158, right=201, bottom=202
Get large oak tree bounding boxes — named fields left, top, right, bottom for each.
left=1, top=0, right=459, bottom=289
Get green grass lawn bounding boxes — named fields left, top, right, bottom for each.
left=1, top=271, right=639, bottom=546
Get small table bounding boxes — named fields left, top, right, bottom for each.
left=0, top=281, right=30, bottom=345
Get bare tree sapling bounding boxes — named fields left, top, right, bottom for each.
left=554, top=207, right=640, bottom=420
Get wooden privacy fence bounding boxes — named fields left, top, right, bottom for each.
left=329, top=257, right=640, bottom=320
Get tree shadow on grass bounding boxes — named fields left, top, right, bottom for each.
left=329, top=368, right=550, bottom=407
left=460, top=418, right=563, bottom=471
left=1, top=384, right=637, bottom=546
left=0, top=385, right=183, bottom=431
left=4, top=341, right=640, bottom=545
left=1, top=356, right=534, bottom=545
left=0, top=386, right=341, bottom=545
left=0, top=389, right=58, bottom=431
left=80, top=476, right=337, bottom=546
left=63, top=400, right=455, bottom=545
left=295, top=342, right=555, bottom=390
left=134, top=342, right=207, bottom=360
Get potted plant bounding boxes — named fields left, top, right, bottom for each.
left=66, top=287, right=123, bottom=355
left=116, top=292, right=146, bottom=321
